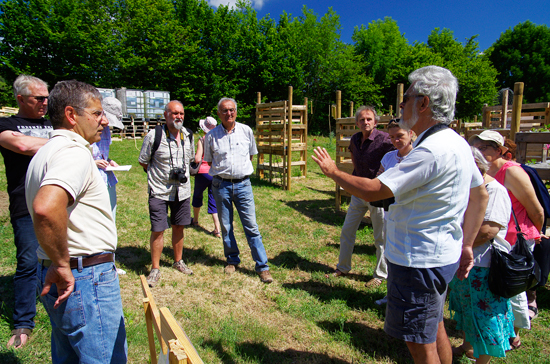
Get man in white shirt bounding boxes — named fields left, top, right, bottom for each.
left=25, top=80, right=127, bottom=363
left=312, top=66, right=488, bottom=364
left=203, top=97, right=273, bottom=283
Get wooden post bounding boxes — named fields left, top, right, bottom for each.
left=510, top=82, right=524, bottom=143
left=397, top=84, right=404, bottom=117
left=303, top=97, right=308, bottom=177
left=287, top=86, right=293, bottom=191
left=501, top=89, right=509, bottom=128
left=389, top=105, right=393, bottom=118
left=336, top=90, right=342, bottom=119
left=255, top=92, right=264, bottom=180
left=482, top=104, right=491, bottom=129
left=349, top=101, right=354, bottom=118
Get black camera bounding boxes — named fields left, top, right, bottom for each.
left=170, top=167, right=187, bottom=184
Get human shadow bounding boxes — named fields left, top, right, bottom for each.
left=325, top=242, right=377, bottom=256
left=0, top=352, right=23, bottom=364
left=282, top=199, right=345, bottom=227
left=270, top=250, right=332, bottom=273
left=115, top=245, right=226, bottom=275
left=202, top=339, right=351, bottom=364
left=0, top=274, right=14, bottom=329
left=282, top=280, right=386, bottom=313
left=316, top=320, right=413, bottom=364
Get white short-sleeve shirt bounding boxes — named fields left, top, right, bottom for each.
left=25, top=130, right=117, bottom=259
left=378, top=127, right=484, bottom=268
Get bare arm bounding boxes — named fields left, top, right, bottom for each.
left=457, top=184, right=489, bottom=280
left=0, top=130, right=48, bottom=156
left=32, top=185, right=75, bottom=308
left=312, top=147, right=393, bottom=201
left=505, top=166, right=544, bottom=233
left=195, top=138, right=203, bottom=164
left=472, top=221, right=501, bottom=248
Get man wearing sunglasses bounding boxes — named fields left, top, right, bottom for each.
left=0, top=74, right=52, bottom=349
left=313, top=66, right=488, bottom=364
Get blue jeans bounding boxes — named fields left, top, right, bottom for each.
left=212, top=177, right=269, bottom=272
left=11, top=214, right=38, bottom=330
left=37, top=258, right=128, bottom=364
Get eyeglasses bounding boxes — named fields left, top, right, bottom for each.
left=401, top=94, right=425, bottom=104
left=476, top=144, right=498, bottom=152
left=75, top=107, right=105, bottom=120
left=22, top=95, right=48, bottom=102
left=388, top=118, right=400, bottom=125
left=221, top=108, right=236, bottom=115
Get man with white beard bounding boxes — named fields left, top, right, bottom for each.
left=139, top=100, right=195, bottom=286
left=312, top=66, right=489, bottom=364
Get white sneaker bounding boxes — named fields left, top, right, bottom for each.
left=375, top=295, right=387, bottom=306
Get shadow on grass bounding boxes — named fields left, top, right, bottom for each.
left=317, top=320, right=413, bottom=364
left=115, top=245, right=227, bottom=275
left=0, top=351, right=22, bottom=364
left=282, top=280, right=385, bottom=313
left=282, top=199, right=345, bottom=227
left=325, top=242, right=377, bottom=256
left=202, top=339, right=350, bottom=364
left=0, top=274, right=14, bottom=328
left=271, top=250, right=332, bottom=273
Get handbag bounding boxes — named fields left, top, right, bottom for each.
left=533, top=236, right=550, bottom=287
left=488, top=208, right=541, bottom=298
left=189, top=160, right=201, bottom=176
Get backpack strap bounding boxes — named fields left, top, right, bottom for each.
left=150, top=124, right=164, bottom=162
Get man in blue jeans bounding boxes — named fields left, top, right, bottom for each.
left=203, top=97, right=273, bottom=283
left=25, top=80, right=127, bottom=363
left=0, top=75, right=52, bottom=348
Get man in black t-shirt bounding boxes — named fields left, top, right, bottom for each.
left=0, top=75, right=51, bottom=349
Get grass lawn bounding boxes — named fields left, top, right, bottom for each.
left=1, top=135, right=550, bottom=363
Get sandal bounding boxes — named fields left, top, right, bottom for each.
left=332, top=269, right=347, bottom=277
left=212, top=230, right=221, bottom=238
left=7, top=328, right=32, bottom=349
left=508, top=338, right=522, bottom=351
left=365, top=278, right=382, bottom=288
left=528, top=305, right=539, bottom=320
left=192, top=220, right=199, bottom=227
left=452, top=345, right=475, bottom=361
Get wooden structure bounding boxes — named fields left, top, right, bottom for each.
left=334, top=113, right=395, bottom=213
left=515, top=132, right=550, bottom=180
left=112, top=117, right=164, bottom=139
left=140, top=275, right=204, bottom=364
left=255, top=86, right=308, bottom=190
left=0, top=106, right=18, bottom=117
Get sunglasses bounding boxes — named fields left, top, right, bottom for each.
left=23, top=95, right=48, bottom=102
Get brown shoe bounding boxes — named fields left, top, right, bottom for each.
left=224, top=264, right=237, bottom=274
left=365, top=278, right=382, bottom=288
left=258, top=270, right=273, bottom=283
left=173, top=260, right=193, bottom=275
left=332, top=269, right=347, bottom=277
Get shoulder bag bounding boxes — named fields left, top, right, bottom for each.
left=488, top=208, right=541, bottom=298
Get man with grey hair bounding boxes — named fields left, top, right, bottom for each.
left=0, top=74, right=51, bottom=348
left=139, top=100, right=195, bottom=287
left=203, top=97, right=273, bottom=283
left=25, top=80, right=127, bottom=363
left=332, top=105, right=394, bottom=289
left=312, top=66, right=488, bottom=364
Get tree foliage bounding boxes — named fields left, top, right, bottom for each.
left=486, top=20, right=550, bottom=104
left=0, top=0, right=500, bottom=130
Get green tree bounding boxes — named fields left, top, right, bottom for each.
left=352, top=17, right=408, bottom=113
left=486, top=21, right=550, bottom=104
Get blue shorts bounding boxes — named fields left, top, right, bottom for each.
left=384, top=260, right=459, bottom=344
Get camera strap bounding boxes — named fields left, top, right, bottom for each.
left=165, top=124, right=185, bottom=170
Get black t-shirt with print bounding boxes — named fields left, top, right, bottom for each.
left=0, top=115, right=52, bottom=218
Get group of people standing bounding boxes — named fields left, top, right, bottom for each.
left=316, top=65, right=546, bottom=364
left=0, top=65, right=546, bottom=364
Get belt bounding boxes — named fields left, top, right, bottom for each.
left=39, top=253, right=114, bottom=269
left=215, top=175, right=249, bottom=183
